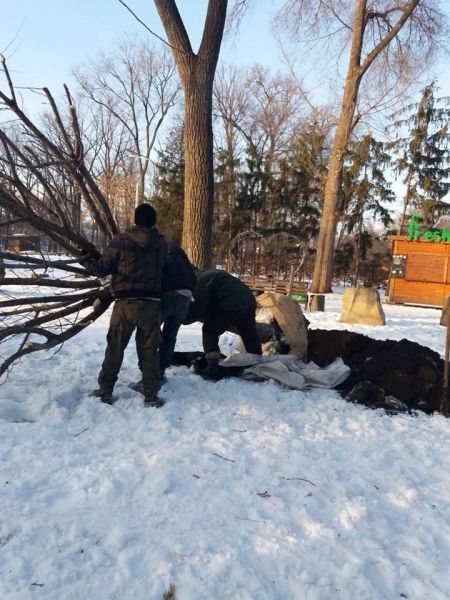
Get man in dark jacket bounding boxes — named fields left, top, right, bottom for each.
left=184, top=269, right=262, bottom=374
left=160, top=243, right=197, bottom=376
left=129, top=243, right=197, bottom=392
left=90, top=203, right=166, bottom=407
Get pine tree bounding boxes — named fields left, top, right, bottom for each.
left=271, top=123, right=328, bottom=242
left=389, top=82, right=450, bottom=232
left=339, top=134, right=395, bottom=285
left=151, top=126, right=184, bottom=244
left=235, top=144, right=270, bottom=231
left=213, top=147, right=241, bottom=259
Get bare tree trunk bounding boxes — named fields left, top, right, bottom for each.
left=353, top=209, right=364, bottom=286
left=310, top=0, right=421, bottom=304
left=311, top=1, right=365, bottom=295
left=311, top=72, right=362, bottom=293
left=153, top=0, right=228, bottom=268
left=182, top=72, right=214, bottom=265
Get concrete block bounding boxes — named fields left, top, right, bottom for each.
left=339, top=287, right=385, bottom=326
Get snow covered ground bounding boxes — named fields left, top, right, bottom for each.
left=1, top=288, right=450, bottom=599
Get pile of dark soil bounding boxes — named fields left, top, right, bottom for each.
left=308, top=330, right=443, bottom=414
left=172, top=330, right=444, bottom=414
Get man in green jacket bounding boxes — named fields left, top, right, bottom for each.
left=90, top=203, right=166, bottom=407
left=184, top=269, right=262, bottom=374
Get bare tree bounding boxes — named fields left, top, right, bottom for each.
left=74, top=39, right=179, bottom=205
left=214, top=65, right=306, bottom=235
left=213, top=65, right=250, bottom=246
left=78, top=102, right=136, bottom=231
left=0, top=59, right=115, bottom=378
left=278, top=0, right=446, bottom=305
left=153, top=0, right=228, bottom=267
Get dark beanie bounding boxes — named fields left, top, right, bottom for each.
left=134, top=203, right=156, bottom=227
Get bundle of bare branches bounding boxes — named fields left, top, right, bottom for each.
left=0, top=57, right=116, bottom=378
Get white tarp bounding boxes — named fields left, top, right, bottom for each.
left=219, top=353, right=351, bottom=390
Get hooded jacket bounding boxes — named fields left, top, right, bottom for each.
left=93, top=225, right=166, bottom=299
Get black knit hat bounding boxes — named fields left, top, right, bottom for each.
left=134, top=203, right=156, bottom=227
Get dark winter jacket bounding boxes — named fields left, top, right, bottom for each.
left=162, top=244, right=197, bottom=293
left=184, top=269, right=256, bottom=324
left=92, top=225, right=166, bottom=299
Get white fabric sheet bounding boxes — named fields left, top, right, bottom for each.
left=219, top=353, right=350, bottom=390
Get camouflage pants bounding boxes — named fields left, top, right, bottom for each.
left=98, top=299, right=161, bottom=398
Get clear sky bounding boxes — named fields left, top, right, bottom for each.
left=0, top=1, right=279, bottom=93
left=1, top=1, right=449, bottom=107
left=2, top=0, right=449, bottom=215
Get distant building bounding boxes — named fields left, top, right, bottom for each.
left=388, top=214, right=450, bottom=306
left=3, top=234, right=59, bottom=253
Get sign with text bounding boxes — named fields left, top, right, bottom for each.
left=408, top=213, right=450, bottom=243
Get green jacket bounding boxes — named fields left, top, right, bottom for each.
left=184, top=269, right=256, bottom=324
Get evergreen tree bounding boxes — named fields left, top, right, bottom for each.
left=338, top=134, right=395, bottom=285
left=235, top=144, right=270, bottom=231
left=151, top=126, right=184, bottom=244
left=271, top=122, right=328, bottom=242
left=213, top=147, right=241, bottom=259
left=389, top=82, right=450, bottom=232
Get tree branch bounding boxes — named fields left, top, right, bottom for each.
left=153, top=0, right=194, bottom=67
left=360, top=1, right=421, bottom=76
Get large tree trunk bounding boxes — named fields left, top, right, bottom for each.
left=397, top=169, right=414, bottom=235
left=182, top=70, right=214, bottom=266
left=309, top=0, right=422, bottom=307
left=310, top=71, right=362, bottom=293
left=153, top=0, right=228, bottom=268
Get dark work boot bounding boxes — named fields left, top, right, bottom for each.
left=204, top=351, right=221, bottom=378
left=91, top=389, right=114, bottom=405
left=129, top=380, right=144, bottom=394
left=144, top=396, right=166, bottom=408
left=129, top=378, right=166, bottom=394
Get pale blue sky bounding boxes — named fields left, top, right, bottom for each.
left=1, top=1, right=449, bottom=108
left=2, top=1, right=450, bottom=215
left=1, top=1, right=279, bottom=92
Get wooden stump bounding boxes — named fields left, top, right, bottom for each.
left=440, top=295, right=450, bottom=326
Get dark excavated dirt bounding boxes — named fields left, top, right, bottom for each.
left=307, top=330, right=443, bottom=414
left=173, top=329, right=444, bottom=414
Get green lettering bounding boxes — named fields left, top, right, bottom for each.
left=433, top=232, right=441, bottom=242
left=407, top=214, right=418, bottom=240
left=414, top=228, right=423, bottom=240
left=424, top=231, right=433, bottom=241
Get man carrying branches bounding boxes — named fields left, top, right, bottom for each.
left=88, top=203, right=167, bottom=407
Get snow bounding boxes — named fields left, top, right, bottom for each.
left=1, top=285, right=450, bottom=600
